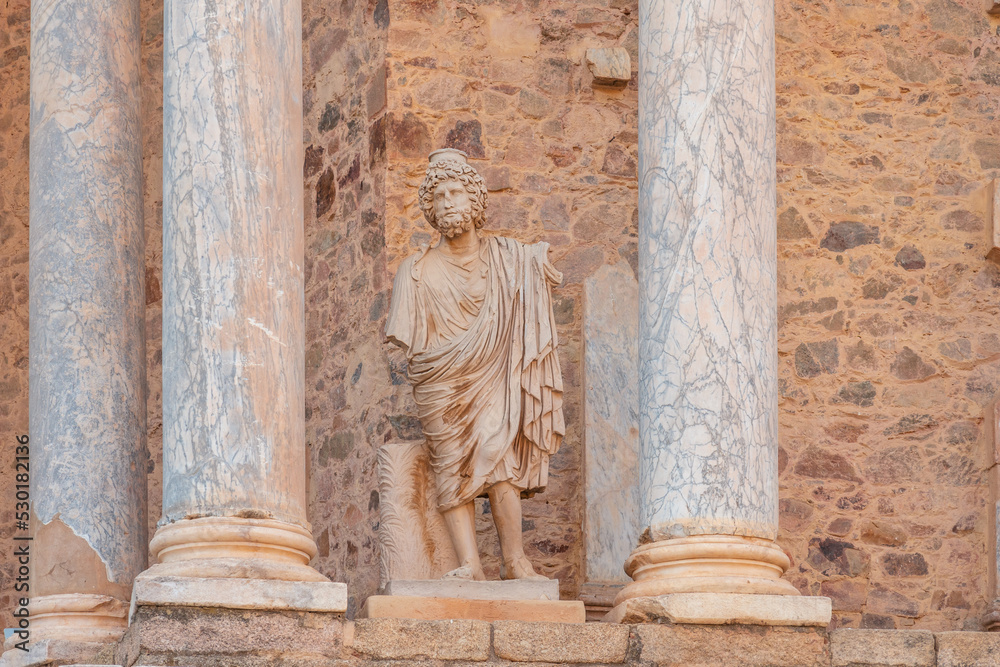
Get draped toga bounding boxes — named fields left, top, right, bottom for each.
left=385, top=235, right=565, bottom=511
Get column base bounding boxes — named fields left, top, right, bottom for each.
left=616, top=535, right=799, bottom=604
left=138, top=516, right=344, bottom=615
left=15, top=594, right=127, bottom=645
left=0, top=638, right=113, bottom=667
left=604, top=592, right=832, bottom=626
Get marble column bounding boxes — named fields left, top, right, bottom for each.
left=618, top=0, right=797, bottom=604
left=25, top=0, right=146, bottom=648
left=137, top=0, right=343, bottom=610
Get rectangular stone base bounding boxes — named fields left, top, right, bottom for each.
left=116, top=605, right=345, bottom=666
left=0, top=639, right=111, bottom=667
left=360, top=595, right=586, bottom=623
left=133, top=575, right=348, bottom=613
left=383, top=578, right=559, bottom=600
left=604, top=593, right=832, bottom=627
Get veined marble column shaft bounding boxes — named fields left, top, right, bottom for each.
left=147, top=0, right=326, bottom=586
left=619, top=0, right=796, bottom=602
left=26, top=0, right=145, bottom=646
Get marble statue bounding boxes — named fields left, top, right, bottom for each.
left=385, top=148, right=565, bottom=581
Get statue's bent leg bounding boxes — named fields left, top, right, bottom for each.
left=441, top=501, right=486, bottom=581
left=488, top=481, right=548, bottom=581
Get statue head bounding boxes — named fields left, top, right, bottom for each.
left=418, top=148, right=488, bottom=238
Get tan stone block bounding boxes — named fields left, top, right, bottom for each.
left=635, top=624, right=829, bottom=667
left=351, top=617, right=490, bottom=661
left=114, top=607, right=344, bottom=666
left=133, top=575, right=348, bottom=612
left=360, top=595, right=586, bottom=623
left=936, top=631, right=1000, bottom=667
left=830, top=629, right=934, bottom=667
left=0, top=640, right=111, bottom=667
left=605, top=593, right=831, bottom=627
left=383, top=578, right=559, bottom=601
left=492, top=620, right=630, bottom=663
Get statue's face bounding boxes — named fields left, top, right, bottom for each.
left=432, top=179, right=474, bottom=238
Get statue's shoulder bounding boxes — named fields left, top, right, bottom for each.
left=490, top=235, right=550, bottom=256
left=394, top=244, right=431, bottom=282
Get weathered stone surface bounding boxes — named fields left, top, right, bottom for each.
left=606, top=593, right=831, bottom=627
left=820, top=222, right=880, bottom=252
left=635, top=624, right=830, bottom=667
left=116, top=607, right=344, bottom=666
left=881, top=553, right=928, bottom=577
left=830, top=629, right=934, bottom=666
left=133, top=576, right=348, bottom=612
left=0, top=640, right=111, bottom=667
left=794, top=446, right=862, bottom=482
left=890, top=348, right=936, bottom=381
left=351, top=618, right=490, bottom=661
left=820, top=579, right=867, bottom=612
left=360, top=596, right=586, bottom=624
left=493, top=620, right=629, bottom=663
left=585, top=47, right=631, bottom=86
left=795, top=340, right=840, bottom=378
left=778, top=207, right=812, bottom=239
left=894, top=246, right=925, bottom=271
left=935, top=631, right=1000, bottom=666
left=383, top=578, right=559, bottom=601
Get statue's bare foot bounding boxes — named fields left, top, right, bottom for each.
left=501, top=556, right=548, bottom=581
left=443, top=564, right=487, bottom=581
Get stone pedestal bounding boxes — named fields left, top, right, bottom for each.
left=13, top=0, right=147, bottom=661
left=115, top=606, right=345, bottom=667
left=605, top=593, right=831, bottom=626
left=621, top=0, right=820, bottom=619
left=135, top=0, right=344, bottom=612
left=363, top=579, right=584, bottom=623
left=0, top=639, right=115, bottom=667
left=376, top=442, right=459, bottom=585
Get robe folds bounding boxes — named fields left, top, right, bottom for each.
left=385, top=235, right=565, bottom=511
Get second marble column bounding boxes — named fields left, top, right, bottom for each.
left=136, top=0, right=344, bottom=610
left=617, top=0, right=798, bottom=606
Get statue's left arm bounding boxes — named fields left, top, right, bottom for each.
left=519, top=241, right=565, bottom=455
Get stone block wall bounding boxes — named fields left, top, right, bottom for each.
left=300, top=0, right=390, bottom=617
left=113, top=609, right=1000, bottom=667
left=774, top=0, right=1000, bottom=631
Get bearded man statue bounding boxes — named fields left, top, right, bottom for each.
left=385, top=148, right=565, bottom=581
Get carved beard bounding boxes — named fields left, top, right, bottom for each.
left=437, top=207, right=475, bottom=238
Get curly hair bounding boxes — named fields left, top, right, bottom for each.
left=417, top=159, right=488, bottom=232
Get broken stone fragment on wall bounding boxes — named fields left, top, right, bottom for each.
left=585, top=48, right=631, bottom=87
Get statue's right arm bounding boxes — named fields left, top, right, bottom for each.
left=384, top=254, right=418, bottom=353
